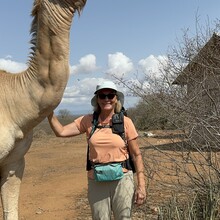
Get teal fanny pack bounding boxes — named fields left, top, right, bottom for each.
left=94, top=163, right=124, bottom=182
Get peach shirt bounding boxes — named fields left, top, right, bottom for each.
left=74, top=114, right=138, bottom=178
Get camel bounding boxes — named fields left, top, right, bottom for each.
left=0, top=0, right=87, bottom=219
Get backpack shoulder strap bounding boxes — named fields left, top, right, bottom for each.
left=88, top=111, right=99, bottom=139
left=114, top=111, right=136, bottom=173
left=112, top=111, right=125, bottom=139
left=86, top=111, right=99, bottom=171
left=86, top=110, right=135, bottom=172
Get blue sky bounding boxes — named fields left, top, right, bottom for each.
left=1, top=1, right=220, bottom=114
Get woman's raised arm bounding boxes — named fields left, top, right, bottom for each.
left=47, top=112, right=81, bottom=137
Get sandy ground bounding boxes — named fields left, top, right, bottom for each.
left=19, top=135, right=88, bottom=220
left=0, top=129, right=185, bottom=219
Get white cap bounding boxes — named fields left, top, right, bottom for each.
left=91, top=81, right=124, bottom=106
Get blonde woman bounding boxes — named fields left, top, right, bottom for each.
left=48, top=81, right=146, bottom=220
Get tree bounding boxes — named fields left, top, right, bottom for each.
left=58, top=109, right=72, bottom=119
left=118, top=18, right=220, bottom=219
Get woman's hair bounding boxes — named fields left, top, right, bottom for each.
left=93, top=95, right=122, bottom=113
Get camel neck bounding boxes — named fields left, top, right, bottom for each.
left=6, top=0, right=86, bottom=132
left=28, top=1, right=73, bottom=88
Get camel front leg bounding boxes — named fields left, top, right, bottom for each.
left=0, top=158, right=25, bottom=220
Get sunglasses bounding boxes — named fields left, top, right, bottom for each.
left=97, top=93, right=116, bottom=100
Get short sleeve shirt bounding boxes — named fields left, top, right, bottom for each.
left=74, top=114, right=138, bottom=163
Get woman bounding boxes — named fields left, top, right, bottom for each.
left=48, top=81, right=146, bottom=220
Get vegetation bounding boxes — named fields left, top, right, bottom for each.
left=33, top=18, right=220, bottom=219
left=117, top=18, right=220, bottom=219
left=33, top=111, right=79, bottom=138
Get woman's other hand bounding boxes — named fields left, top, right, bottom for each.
left=134, top=186, right=146, bottom=206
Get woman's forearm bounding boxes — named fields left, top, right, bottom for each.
left=132, top=151, right=147, bottom=205
left=47, top=112, right=65, bottom=137
left=48, top=112, right=81, bottom=137
left=134, top=155, right=146, bottom=188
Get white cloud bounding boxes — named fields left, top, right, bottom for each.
left=138, top=55, right=167, bottom=78
left=0, top=54, right=167, bottom=114
left=106, top=52, right=134, bottom=78
left=60, top=54, right=168, bottom=113
left=70, top=54, right=99, bottom=74
left=0, top=58, right=27, bottom=73
left=60, top=78, right=104, bottom=111
left=59, top=77, right=139, bottom=113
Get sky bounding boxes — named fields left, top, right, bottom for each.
left=1, top=0, right=220, bottom=114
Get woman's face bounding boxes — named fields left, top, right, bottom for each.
left=97, top=89, right=117, bottom=112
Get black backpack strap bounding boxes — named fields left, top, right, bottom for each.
left=111, top=112, right=136, bottom=173
left=86, top=112, right=99, bottom=171
left=112, top=111, right=124, bottom=134
left=118, top=114, right=136, bottom=173
left=86, top=110, right=136, bottom=173
left=89, top=111, right=99, bottom=138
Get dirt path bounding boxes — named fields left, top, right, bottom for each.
left=0, top=130, right=183, bottom=219
left=19, top=135, right=88, bottom=220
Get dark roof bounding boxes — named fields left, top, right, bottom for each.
left=173, top=33, right=220, bottom=85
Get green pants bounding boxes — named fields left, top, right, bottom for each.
left=88, top=171, right=134, bottom=220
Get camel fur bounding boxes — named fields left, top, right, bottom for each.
left=0, top=0, right=87, bottom=219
